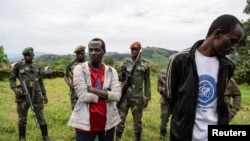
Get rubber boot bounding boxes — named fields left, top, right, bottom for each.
left=18, top=126, right=26, bottom=141
left=40, top=124, right=51, bottom=141
left=135, top=132, right=141, bottom=141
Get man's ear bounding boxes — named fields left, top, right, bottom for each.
left=213, top=28, right=223, bottom=39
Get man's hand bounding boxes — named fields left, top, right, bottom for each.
left=121, top=66, right=126, bottom=74
left=143, top=97, right=148, bottom=108
left=44, top=98, right=48, bottom=104
left=14, top=87, right=23, bottom=96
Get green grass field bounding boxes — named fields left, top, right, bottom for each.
left=0, top=75, right=250, bottom=141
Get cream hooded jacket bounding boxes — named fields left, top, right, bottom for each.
left=68, top=62, right=121, bottom=131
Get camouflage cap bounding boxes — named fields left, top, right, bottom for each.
left=74, top=45, right=86, bottom=53
left=22, top=47, right=34, bottom=55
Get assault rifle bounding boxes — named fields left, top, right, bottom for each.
left=18, top=73, right=38, bottom=127
left=117, top=48, right=142, bottom=107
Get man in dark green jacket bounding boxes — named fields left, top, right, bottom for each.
left=116, top=41, right=151, bottom=141
left=64, top=45, right=85, bottom=110
left=9, top=47, right=50, bottom=141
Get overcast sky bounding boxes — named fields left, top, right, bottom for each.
left=1, top=0, right=249, bottom=55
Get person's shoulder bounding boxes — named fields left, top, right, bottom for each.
left=225, top=55, right=235, bottom=65
left=14, top=61, right=23, bottom=67
left=229, top=77, right=238, bottom=85
left=11, top=61, right=22, bottom=70
left=169, top=48, right=191, bottom=63
left=158, top=69, right=167, bottom=78
left=141, top=58, right=149, bottom=62
left=123, top=57, right=132, bottom=63
left=105, top=64, right=117, bottom=71
left=67, top=59, right=77, bottom=67
left=160, top=69, right=167, bottom=74
left=77, top=62, right=88, bottom=67
left=121, top=58, right=133, bottom=66
left=176, top=48, right=191, bottom=57
left=102, top=64, right=119, bottom=76
left=140, top=58, right=150, bottom=66
left=33, top=62, right=41, bottom=67
left=32, top=63, right=43, bottom=70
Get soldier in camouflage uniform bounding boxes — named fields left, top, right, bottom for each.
left=116, top=41, right=151, bottom=141
left=224, top=77, right=241, bottom=122
left=64, top=45, right=85, bottom=110
left=157, top=68, right=171, bottom=138
left=9, top=47, right=50, bottom=141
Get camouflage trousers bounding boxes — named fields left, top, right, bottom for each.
left=160, top=102, right=171, bottom=131
left=17, top=100, right=47, bottom=126
left=116, top=96, right=144, bottom=135
left=69, top=90, right=78, bottom=110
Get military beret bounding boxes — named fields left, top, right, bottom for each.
left=130, top=41, right=142, bottom=49
left=22, top=47, right=34, bottom=55
left=74, top=45, right=86, bottom=53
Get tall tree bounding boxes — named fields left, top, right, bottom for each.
left=234, top=1, right=250, bottom=84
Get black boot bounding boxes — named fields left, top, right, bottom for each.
left=40, top=124, right=50, bottom=141
left=135, top=132, right=141, bottom=141
left=18, top=126, right=26, bottom=141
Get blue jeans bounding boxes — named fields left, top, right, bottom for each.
left=76, top=127, right=115, bottom=141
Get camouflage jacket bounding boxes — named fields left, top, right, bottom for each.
left=157, top=69, right=167, bottom=104
left=9, top=61, right=47, bottom=102
left=64, top=59, right=80, bottom=90
left=224, top=78, right=241, bottom=121
left=120, top=57, right=151, bottom=100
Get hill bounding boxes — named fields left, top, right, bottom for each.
left=5, top=47, right=177, bottom=75
left=8, top=51, right=47, bottom=62
left=34, top=47, right=177, bottom=69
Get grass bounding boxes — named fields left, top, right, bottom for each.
left=0, top=75, right=250, bottom=141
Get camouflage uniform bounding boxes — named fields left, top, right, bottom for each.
left=64, top=60, right=80, bottom=110
left=116, top=57, right=151, bottom=141
left=64, top=45, right=85, bottom=110
left=157, top=69, right=171, bottom=137
left=9, top=47, right=50, bottom=141
left=224, top=77, right=241, bottom=121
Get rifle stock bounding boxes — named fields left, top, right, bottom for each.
left=117, top=48, right=142, bottom=107
left=18, top=73, right=38, bottom=126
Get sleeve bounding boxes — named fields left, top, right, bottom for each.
left=229, top=79, right=242, bottom=120
left=144, top=63, right=151, bottom=100
left=38, top=66, right=47, bottom=99
left=73, top=63, right=98, bottom=103
left=64, top=62, right=73, bottom=87
left=9, top=63, right=19, bottom=92
left=118, top=60, right=128, bottom=82
left=65, top=61, right=73, bottom=77
left=165, top=55, right=178, bottom=111
left=157, top=74, right=162, bottom=94
left=106, top=67, right=121, bottom=102
left=158, top=74, right=164, bottom=95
